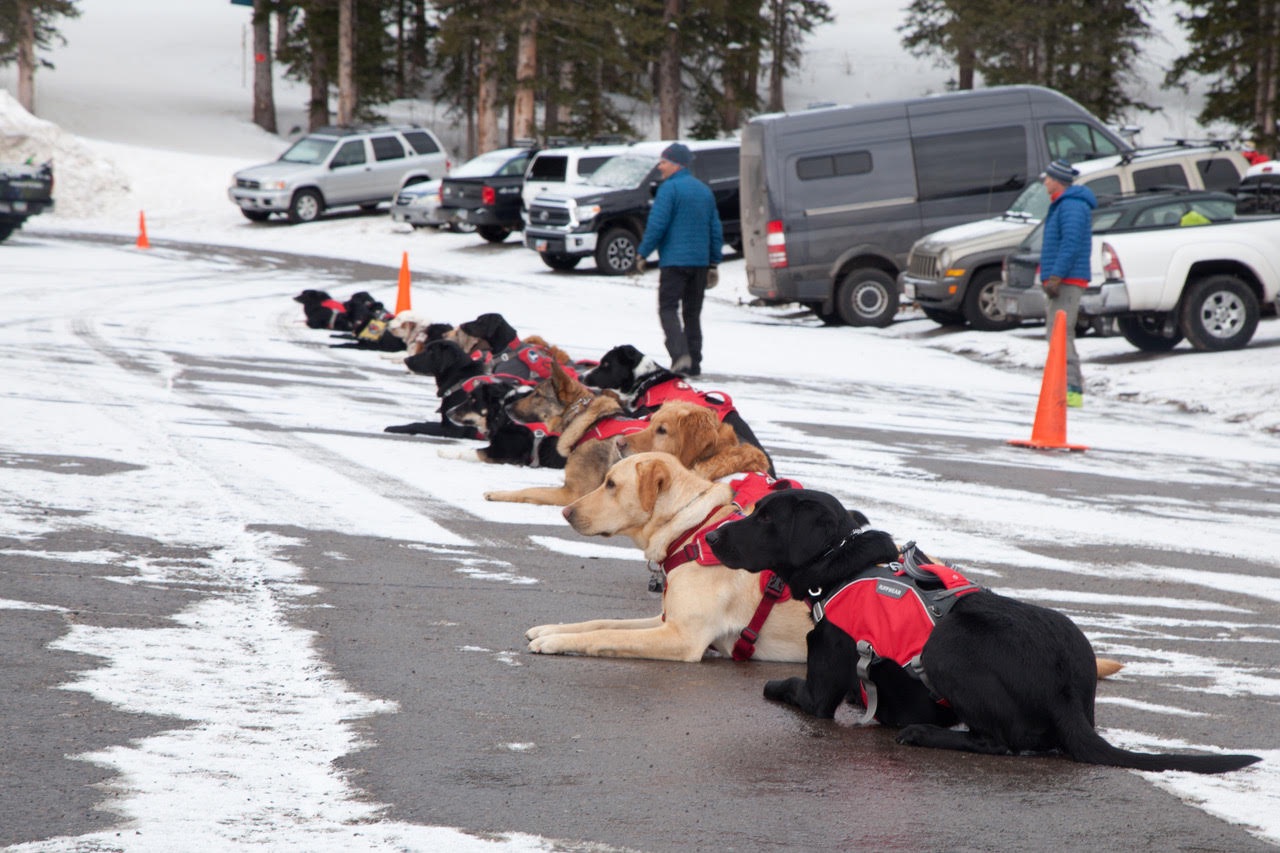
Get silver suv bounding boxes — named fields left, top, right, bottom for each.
left=899, top=144, right=1248, bottom=330
left=228, top=125, right=450, bottom=224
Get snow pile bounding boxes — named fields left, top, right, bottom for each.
left=0, top=89, right=130, bottom=218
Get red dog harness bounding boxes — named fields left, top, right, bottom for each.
left=634, top=378, right=735, bottom=421
left=657, top=473, right=803, bottom=661
left=573, top=416, right=649, bottom=449
left=811, top=553, right=980, bottom=723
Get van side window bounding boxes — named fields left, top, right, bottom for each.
left=371, top=136, right=406, bottom=161
left=1046, top=123, right=1123, bottom=162
left=331, top=140, right=367, bottom=168
left=796, top=150, right=872, bottom=180
left=1197, top=157, right=1243, bottom=191
left=1133, top=164, right=1188, bottom=191
left=912, top=127, right=1027, bottom=200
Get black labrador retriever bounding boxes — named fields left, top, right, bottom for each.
left=705, top=489, right=1260, bottom=774
left=385, top=339, right=485, bottom=438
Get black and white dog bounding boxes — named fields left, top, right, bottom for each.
left=584, top=344, right=774, bottom=476
left=705, top=488, right=1261, bottom=774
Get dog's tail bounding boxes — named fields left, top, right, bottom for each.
left=1095, top=657, right=1124, bottom=679
left=1056, top=707, right=1260, bottom=774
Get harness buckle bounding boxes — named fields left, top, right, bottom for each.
left=764, top=573, right=787, bottom=599
left=810, top=599, right=825, bottom=623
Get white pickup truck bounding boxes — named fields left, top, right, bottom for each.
left=999, top=214, right=1280, bottom=351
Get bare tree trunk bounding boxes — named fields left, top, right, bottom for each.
left=767, top=0, right=785, bottom=112
left=16, top=0, right=36, bottom=112
left=337, top=0, right=357, bottom=125
left=1258, top=1, right=1280, bottom=155
left=513, top=5, right=539, bottom=142
left=252, top=0, right=278, bottom=133
left=396, top=0, right=407, bottom=100
left=477, top=39, right=500, bottom=153
left=956, top=40, right=975, bottom=90
left=308, top=11, right=331, bottom=130
left=658, top=0, right=682, bottom=138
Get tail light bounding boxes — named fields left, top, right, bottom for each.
left=437, top=184, right=443, bottom=202
left=1101, top=242, right=1124, bottom=281
left=481, top=186, right=496, bottom=206
left=766, top=220, right=788, bottom=269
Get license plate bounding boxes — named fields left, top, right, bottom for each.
left=902, top=282, right=915, bottom=299
left=534, top=240, right=548, bottom=252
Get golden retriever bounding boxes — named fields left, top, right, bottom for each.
left=619, top=400, right=770, bottom=481
left=531, top=452, right=813, bottom=661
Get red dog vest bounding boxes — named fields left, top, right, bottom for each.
left=634, top=378, right=735, bottom=421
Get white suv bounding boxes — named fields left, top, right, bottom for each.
left=520, top=142, right=637, bottom=214
left=229, top=125, right=450, bottom=224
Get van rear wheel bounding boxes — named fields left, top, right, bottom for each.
left=836, top=268, right=898, bottom=327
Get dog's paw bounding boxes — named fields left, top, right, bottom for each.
left=528, top=634, right=568, bottom=655
left=895, top=724, right=930, bottom=747
left=437, top=446, right=477, bottom=461
left=763, top=679, right=791, bottom=702
left=526, top=624, right=556, bottom=640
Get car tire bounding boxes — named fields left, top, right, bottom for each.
left=595, top=228, right=639, bottom=275
left=240, top=210, right=271, bottom=223
left=921, top=307, right=966, bottom=327
left=540, top=253, right=582, bottom=271
left=835, top=268, right=898, bottom=327
left=477, top=225, right=512, bottom=243
left=1118, top=314, right=1184, bottom=351
left=447, top=221, right=477, bottom=234
left=287, top=189, right=324, bottom=224
left=1179, top=274, right=1259, bottom=351
left=0, top=224, right=14, bottom=243
left=962, top=268, right=1020, bottom=331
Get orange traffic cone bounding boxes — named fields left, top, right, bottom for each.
left=1008, top=310, right=1087, bottom=452
left=395, top=251, right=412, bottom=313
left=136, top=211, right=151, bottom=249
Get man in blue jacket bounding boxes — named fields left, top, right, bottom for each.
left=635, top=142, right=723, bottom=377
left=1039, top=159, right=1097, bottom=408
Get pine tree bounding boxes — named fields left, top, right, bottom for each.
left=0, top=0, right=80, bottom=113
left=898, top=0, right=1153, bottom=122
left=1166, top=0, right=1280, bottom=154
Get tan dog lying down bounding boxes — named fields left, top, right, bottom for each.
left=539, top=452, right=1125, bottom=677
left=619, top=400, right=770, bottom=481
left=538, top=452, right=812, bottom=661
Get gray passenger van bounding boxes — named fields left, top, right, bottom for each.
left=740, top=85, right=1130, bottom=326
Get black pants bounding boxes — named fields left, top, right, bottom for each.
left=657, top=266, right=707, bottom=369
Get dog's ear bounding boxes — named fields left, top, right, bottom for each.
left=681, top=408, right=720, bottom=463
left=619, top=345, right=644, bottom=368
left=847, top=509, right=871, bottom=530
left=636, top=458, right=669, bottom=516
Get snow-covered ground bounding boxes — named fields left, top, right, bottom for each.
left=2, top=2, right=1279, bottom=850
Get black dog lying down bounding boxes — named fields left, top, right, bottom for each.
left=583, top=344, right=775, bottom=477
left=706, top=489, right=1261, bottom=775
left=386, top=339, right=486, bottom=439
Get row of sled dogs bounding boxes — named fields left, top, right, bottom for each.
left=298, top=293, right=1261, bottom=776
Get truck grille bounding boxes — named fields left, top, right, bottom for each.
left=907, top=252, right=940, bottom=279
left=236, top=178, right=260, bottom=190
left=528, top=205, right=571, bottom=227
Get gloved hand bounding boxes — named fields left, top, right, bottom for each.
left=706, top=266, right=719, bottom=290
left=633, top=257, right=647, bottom=275
left=1042, top=275, right=1062, bottom=299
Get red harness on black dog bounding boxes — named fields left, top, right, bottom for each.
left=809, top=549, right=980, bottom=723
left=657, top=473, right=802, bottom=661
left=633, top=378, right=735, bottom=421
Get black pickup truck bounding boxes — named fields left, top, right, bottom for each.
left=1, top=159, right=54, bottom=243
left=523, top=140, right=741, bottom=274
left=437, top=146, right=536, bottom=243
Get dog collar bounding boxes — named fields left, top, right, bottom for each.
left=799, top=526, right=865, bottom=601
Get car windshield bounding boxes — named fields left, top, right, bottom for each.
left=1005, top=182, right=1050, bottom=220
left=588, top=154, right=658, bottom=188
left=452, top=149, right=526, bottom=178
left=280, top=136, right=338, bottom=165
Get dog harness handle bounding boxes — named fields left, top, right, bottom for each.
left=731, top=572, right=790, bottom=661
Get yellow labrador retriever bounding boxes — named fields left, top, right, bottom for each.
left=534, top=452, right=812, bottom=662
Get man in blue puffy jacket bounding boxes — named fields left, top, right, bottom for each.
left=635, top=142, right=723, bottom=377
left=1039, top=159, right=1097, bottom=408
